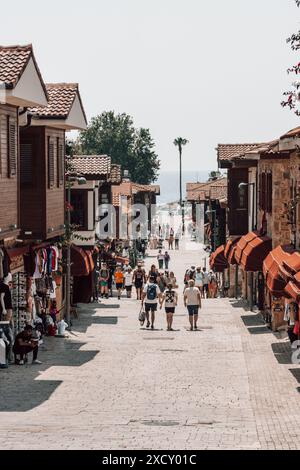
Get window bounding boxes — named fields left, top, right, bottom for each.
left=20, top=142, right=33, bottom=184
left=70, top=190, right=87, bottom=229
left=261, top=172, right=266, bottom=211
left=7, top=116, right=17, bottom=177
left=57, top=138, right=64, bottom=187
left=48, top=137, right=55, bottom=188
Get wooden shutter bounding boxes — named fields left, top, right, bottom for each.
left=267, top=172, right=272, bottom=213
left=7, top=116, right=17, bottom=177
left=57, top=138, right=64, bottom=186
left=20, top=142, right=33, bottom=184
left=48, top=137, right=55, bottom=188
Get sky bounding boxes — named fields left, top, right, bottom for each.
left=2, top=0, right=300, bottom=171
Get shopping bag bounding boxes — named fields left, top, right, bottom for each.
left=139, top=307, right=146, bottom=325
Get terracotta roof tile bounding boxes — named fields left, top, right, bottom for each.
left=281, top=127, right=300, bottom=139
left=110, top=164, right=122, bottom=184
left=0, top=44, right=32, bottom=88
left=131, top=183, right=160, bottom=194
left=217, top=143, right=265, bottom=163
left=71, top=155, right=111, bottom=177
left=0, top=44, right=47, bottom=98
left=29, top=83, right=87, bottom=122
left=186, top=177, right=227, bottom=202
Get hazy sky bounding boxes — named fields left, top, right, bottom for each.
left=2, top=0, right=300, bottom=170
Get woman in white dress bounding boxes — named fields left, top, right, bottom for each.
left=194, top=267, right=204, bottom=298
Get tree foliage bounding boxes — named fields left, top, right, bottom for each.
left=76, top=111, right=160, bottom=184
left=282, top=0, right=300, bottom=115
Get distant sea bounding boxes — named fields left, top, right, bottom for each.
left=156, top=170, right=209, bottom=204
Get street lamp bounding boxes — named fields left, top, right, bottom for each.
left=65, top=174, right=87, bottom=331
left=206, top=209, right=217, bottom=251
left=239, top=182, right=256, bottom=231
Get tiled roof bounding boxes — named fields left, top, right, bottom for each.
left=281, top=127, right=300, bottom=139
left=0, top=44, right=47, bottom=95
left=131, top=183, right=160, bottom=195
left=29, top=83, right=87, bottom=123
left=186, top=177, right=227, bottom=202
left=112, top=182, right=132, bottom=206
left=71, top=155, right=111, bottom=177
left=217, top=143, right=265, bottom=164
left=209, top=184, right=228, bottom=200
left=109, top=164, right=122, bottom=184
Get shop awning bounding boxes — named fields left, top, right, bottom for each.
left=84, top=250, right=95, bottom=272
left=285, top=280, right=300, bottom=302
left=280, top=252, right=300, bottom=283
left=71, top=245, right=90, bottom=277
left=235, top=231, right=272, bottom=272
left=263, top=245, right=295, bottom=297
left=210, top=245, right=228, bottom=272
left=224, top=238, right=241, bottom=266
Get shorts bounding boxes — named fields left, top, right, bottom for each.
left=187, top=305, right=199, bottom=316
left=145, top=303, right=158, bottom=313
left=203, top=284, right=209, bottom=292
left=165, top=307, right=175, bottom=314
left=125, top=286, right=132, bottom=292
left=116, top=283, right=123, bottom=290
left=100, top=280, right=108, bottom=287
left=135, top=281, right=143, bottom=289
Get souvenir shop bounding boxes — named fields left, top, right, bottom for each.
left=0, top=243, right=63, bottom=336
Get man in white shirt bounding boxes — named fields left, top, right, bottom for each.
left=184, top=280, right=201, bottom=331
left=142, top=276, right=162, bottom=330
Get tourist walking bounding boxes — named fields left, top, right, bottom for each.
left=160, top=283, right=178, bottom=331
left=114, top=265, right=124, bottom=300
left=142, top=276, right=161, bottom=329
left=164, top=251, right=170, bottom=270
left=184, top=265, right=196, bottom=288
left=166, top=271, right=178, bottom=289
left=148, top=264, right=159, bottom=283
left=99, top=263, right=110, bottom=299
left=158, top=271, right=167, bottom=294
left=184, top=279, right=202, bottom=331
left=168, top=228, right=174, bottom=250
left=195, top=267, right=204, bottom=298
left=202, top=268, right=209, bottom=298
left=124, top=267, right=133, bottom=298
left=157, top=250, right=164, bottom=270
left=175, top=230, right=180, bottom=250
left=133, top=263, right=146, bottom=300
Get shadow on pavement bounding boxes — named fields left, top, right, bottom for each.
left=0, top=338, right=98, bottom=412
left=71, top=302, right=120, bottom=333
left=229, top=299, right=251, bottom=310
left=241, top=314, right=265, bottom=327
left=289, top=368, right=300, bottom=384
left=271, top=342, right=293, bottom=364
left=247, top=326, right=271, bottom=335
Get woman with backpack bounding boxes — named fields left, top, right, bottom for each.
left=160, top=283, right=178, bottom=331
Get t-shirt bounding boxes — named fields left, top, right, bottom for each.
left=195, top=272, right=204, bottom=284
left=164, top=289, right=177, bottom=308
left=114, top=271, right=124, bottom=284
left=125, top=273, right=133, bottom=287
left=185, top=287, right=200, bottom=306
left=0, top=283, right=12, bottom=310
left=203, top=273, right=209, bottom=285
left=100, top=269, right=109, bottom=279
left=148, top=271, right=158, bottom=282
left=157, top=254, right=164, bottom=261
left=143, top=283, right=160, bottom=304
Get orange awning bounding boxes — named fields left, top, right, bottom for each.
left=71, top=245, right=90, bottom=277
left=210, top=245, right=228, bottom=272
left=263, top=245, right=295, bottom=297
left=285, top=281, right=300, bottom=302
left=85, top=250, right=95, bottom=272
left=236, top=231, right=272, bottom=272
left=280, top=252, right=300, bottom=283
left=224, top=238, right=241, bottom=266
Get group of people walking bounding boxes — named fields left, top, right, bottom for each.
left=184, top=266, right=219, bottom=299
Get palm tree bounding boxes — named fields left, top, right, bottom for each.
left=174, top=137, right=189, bottom=233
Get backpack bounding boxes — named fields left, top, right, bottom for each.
left=147, top=284, right=157, bottom=301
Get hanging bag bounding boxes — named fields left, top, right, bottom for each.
left=138, top=306, right=146, bottom=325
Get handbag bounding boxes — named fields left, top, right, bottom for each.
left=139, top=306, right=146, bottom=325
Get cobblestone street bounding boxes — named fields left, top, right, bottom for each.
left=1, top=242, right=300, bottom=450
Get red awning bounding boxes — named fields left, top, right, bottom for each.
left=285, top=281, right=300, bottom=302
left=6, top=246, right=30, bottom=260
left=84, top=250, right=95, bottom=272
left=224, top=238, right=241, bottom=266
left=210, top=245, right=228, bottom=272
left=280, top=252, right=300, bottom=283
left=71, top=245, right=90, bottom=277
left=236, top=231, right=272, bottom=272
left=263, top=245, right=295, bottom=297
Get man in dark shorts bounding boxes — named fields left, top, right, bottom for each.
left=133, top=263, right=146, bottom=300
left=13, top=325, right=42, bottom=365
left=160, top=283, right=178, bottom=331
left=142, top=276, right=162, bottom=329
left=184, top=279, right=201, bottom=331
